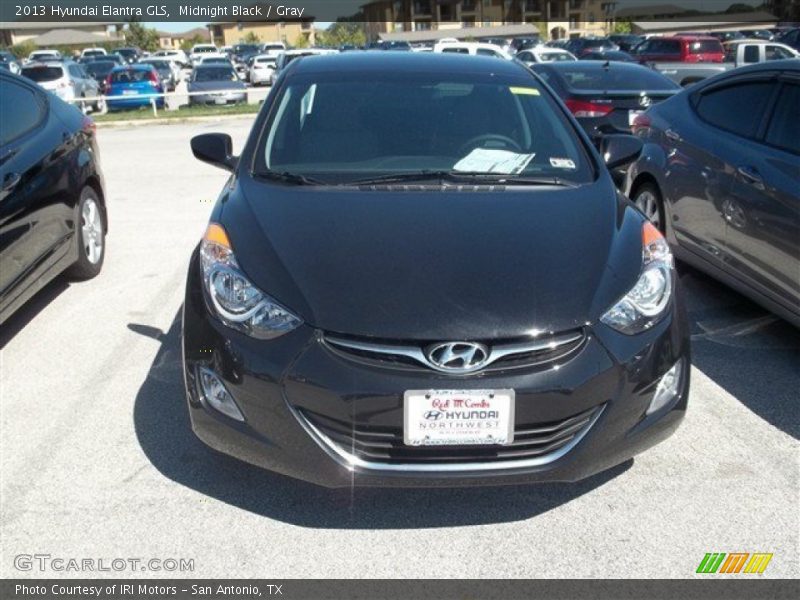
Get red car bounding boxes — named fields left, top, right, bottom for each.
left=633, top=36, right=725, bottom=63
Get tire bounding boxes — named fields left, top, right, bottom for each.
left=633, top=182, right=666, bottom=233
left=67, top=186, right=105, bottom=280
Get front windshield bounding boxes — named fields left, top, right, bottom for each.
left=257, top=73, right=594, bottom=185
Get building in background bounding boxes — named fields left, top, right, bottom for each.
left=157, top=27, right=211, bottom=50
left=631, top=12, right=779, bottom=36
left=362, top=0, right=614, bottom=41
left=208, top=21, right=315, bottom=47
left=0, top=21, right=122, bottom=47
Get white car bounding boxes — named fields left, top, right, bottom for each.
left=189, top=44, right=219, bottom=66
left=153, top=49, right=188, bottom=66
left=433, top=42, right=512, bottom=60
left=27, top=49, right=62, bottom=63
left=197, top=53, right=232, bottom=65
left=249, top=54, right=277, bottom=86
left=515, top=48, right=577, bottom=64
left=81, top=47, right=107, bottom=58
left=261, top=42, right=287, bottom=57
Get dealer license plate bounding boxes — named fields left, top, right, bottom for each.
left=404, top=389, right=515, bottom=446
left=629, top=110, right=644, bottom=127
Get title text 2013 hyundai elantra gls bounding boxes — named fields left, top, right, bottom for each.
left=182, top=53, right=689, bottom=488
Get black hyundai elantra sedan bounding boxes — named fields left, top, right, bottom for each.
left=182, top=53, right=690, bottom=488
left=0, top=71, right=107, bottom=325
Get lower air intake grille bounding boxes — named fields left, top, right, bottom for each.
left=297, top=404, right=604, bottom=470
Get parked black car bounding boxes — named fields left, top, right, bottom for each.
left=0, top=71, right=107, bottom=324
left=564, top=37, right=619, bottom=57
left=531, top=61, right=681, bottom=141
left=777, top=27, right=800, bottom=51
left=627, top=60, right=799, bottom=327
left=115, top=47, right=141, bottom=64
left=182, top=53, right=689, bottom=488
left=510, top=36, right=541, bottom=54
left=609, top=34, right=645, bottom=52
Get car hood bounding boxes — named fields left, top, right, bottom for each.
left=225, top=177, right=644, bottom=340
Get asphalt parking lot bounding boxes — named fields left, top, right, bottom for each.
left=0, top=119, right=797, bottom=579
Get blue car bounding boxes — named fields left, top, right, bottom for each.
left=106, top=65, right=164, bottom=111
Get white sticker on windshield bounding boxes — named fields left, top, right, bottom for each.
left=550, top=157, right=577, bottom=170
left=453, top=149, right=535, bottom=175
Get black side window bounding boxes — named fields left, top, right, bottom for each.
left=764, top=82, right=800, bottom=155
left=695, top=81, right=775, bottom=139
left=0, top=79, right=45, bottom=145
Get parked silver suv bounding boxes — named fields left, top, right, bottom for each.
left=20, top=61, right=102, bottom=112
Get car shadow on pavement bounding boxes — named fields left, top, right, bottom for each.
left=0, top=276, right=70, bottom=349
left=131, top=312, right=632, bottom=529
left=679, top=266, right=800, bottom=439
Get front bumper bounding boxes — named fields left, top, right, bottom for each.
left=182, top=251, right=690, bottom=488
left=189, top=91, right=247, bottom=105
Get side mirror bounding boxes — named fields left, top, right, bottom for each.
left=191, top=133, right=238, bottom=172
left=601, top=134, right=643, bottom=170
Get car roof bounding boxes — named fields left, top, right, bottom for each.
left=23, top=61, right=65, bottom=69
left=715, top=57, right=800, bottom=76
left=110, top=64, right=154, bottom=72
left=662, top=35, right=719, bottom=41
left=287, top=51, right=527, bottom=77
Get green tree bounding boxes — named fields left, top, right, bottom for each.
left=10, top=40, right=36, bottom=59
left=318, top=22, right=366, bottom=48
left=180, top=34, right=206, bottom=53
left=293, top=33, right=311, bottom=49
left=726, top=3, right=755, bottom=13
left=612, top=20, right=633, bottom=34
left=535, top=21, right=548, bottom=40
left=242, top=31, right=261, bottom=44
left=124, top=20, right=160, bottom=52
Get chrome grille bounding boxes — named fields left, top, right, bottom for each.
left=296, top=404, right=604, bottom=471
left=323, top=329, right=586, bottom=374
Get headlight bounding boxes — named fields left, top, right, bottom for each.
left=601, top=222, right=674, bottom=334
left=199, top=223, right=302, bottom=339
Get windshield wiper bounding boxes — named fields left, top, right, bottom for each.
left=347, top=170, right=455, bottom=186
left=257, top=170, right=328, bottom=186
left=348, top=170, right=578, bottom=188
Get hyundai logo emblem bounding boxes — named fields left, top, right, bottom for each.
left=425, top=342, right=490, bottom=373
left=639, top=95, right=652, bottom=108
left=423, top=410, right=443, bottom=421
